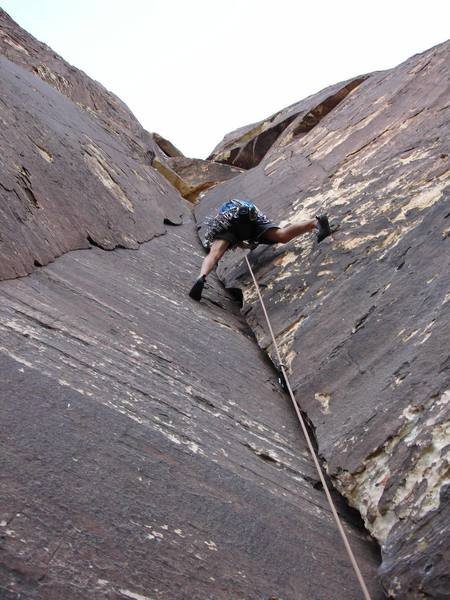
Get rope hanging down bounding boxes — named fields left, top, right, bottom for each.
left=244, top=254, right=372, bottom=600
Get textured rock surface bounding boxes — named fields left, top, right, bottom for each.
left=1, top=7, right=449, bottom=599
left=0, top=9, right=383, bottom=600
left=0, top=53, right=186, bottom=281
left=0, top=8, right=191, bottom=281
left=196, top=41, right=450, bottom=598
left=0, top=218, right=383, bottom=600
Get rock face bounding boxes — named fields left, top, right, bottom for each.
left=0, top=10, right=188, bottom=280
left=196, top=41, right=450, bottom=598
left=0, top=219, right=383, bottom=600
left=0, top=9, right=382, bottom=600
left=0, top=8, right=448, bottom=600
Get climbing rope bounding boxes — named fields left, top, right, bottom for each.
left=244, top=254, right=372, bottom=600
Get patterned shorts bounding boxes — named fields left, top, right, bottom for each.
left=203, top=200, right=279, bottom=249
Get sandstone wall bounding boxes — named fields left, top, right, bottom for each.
left=196, top=40, right=450, bottom=598
left=1, top=8, right=449, bottom=599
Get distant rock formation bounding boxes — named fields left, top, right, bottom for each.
left=151, top=150, right=245, bottom=203
left=207, top=77, right=367, bottom=170
left=1, top=7, right=448, bottom=599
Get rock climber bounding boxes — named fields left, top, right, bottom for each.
left=189, top=199, right=331, bottom=301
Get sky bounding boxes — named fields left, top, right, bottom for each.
left=1, top=0, right=449, bottom=158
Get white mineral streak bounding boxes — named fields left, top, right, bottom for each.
left=315, top=392, right=331, bottom=414
left=308, top=106, right=386, bottom=162
left=336, top=391, right=450, bottom=544
left=276, top=316, right=307, bottom=371
left=2, top=32, right=30, bottom=54
left=264, top=154, right=286, bottom=176
left=289, top=135, right=445, bottom=241
left=35, top=143, right=53, bottom=163
left=204, top=540, right=218, bottom=551
left=119, top=590, right=154, bottom=600
left=83, top=141, right=134, bottom=213
left=393, top=178, right=448, bottom=222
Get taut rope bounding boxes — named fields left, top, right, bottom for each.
left=244, top=254, right=372, bottom=600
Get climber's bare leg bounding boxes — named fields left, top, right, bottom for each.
left=263, top=219, right=317, bottom=244
left=200, top=239, right=230, bottom=277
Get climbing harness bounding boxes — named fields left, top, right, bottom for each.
left=244, top=254, right=372, bottom=600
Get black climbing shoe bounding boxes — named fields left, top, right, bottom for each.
left=189, top=276, right=206, bottom=301
left=316, top=215, right=331, bottom=243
